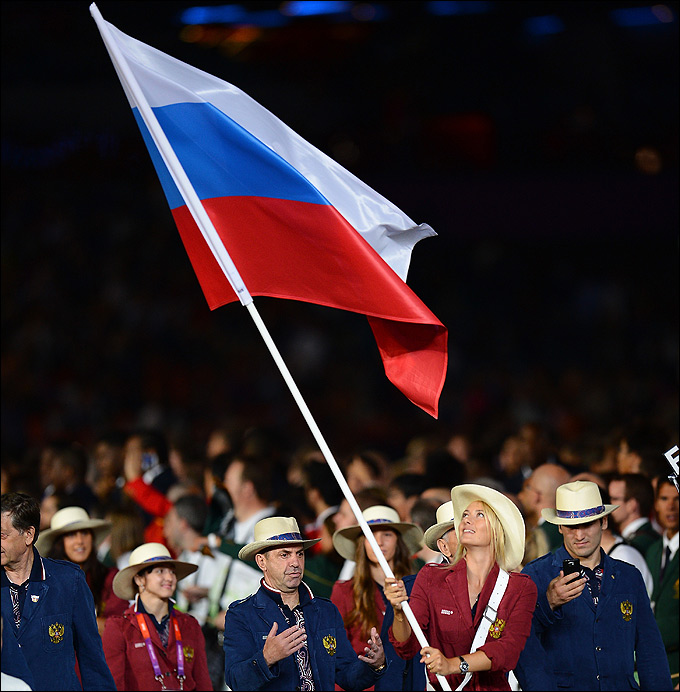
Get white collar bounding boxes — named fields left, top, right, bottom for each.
left=621, top=516, right=648, bottom=538
left=662, top=530, right=679, bottom=557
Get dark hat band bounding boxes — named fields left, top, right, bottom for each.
left=555, top=505, right=604, bottom=519
left=267, top=532, right=303, bottom=541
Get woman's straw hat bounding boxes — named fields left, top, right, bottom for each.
left=112, top=543, right=198, bottom=600
left=451, top=484, right=526, bottom=570
left=542, top=480, right=617, bottom=526
left=423, top=501, right=456, bottom=552
left=332, top=505, right=423, bottom=562
left=36, top=506, right=111, bottom=555
left=238, top=516, right=321, bottom=561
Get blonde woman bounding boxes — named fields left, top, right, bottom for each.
left=385, top=484, right=537, bottom=691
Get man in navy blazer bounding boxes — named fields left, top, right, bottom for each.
left=223, top=515, right=389, bottom=691
left=515, top=481, right=671, bottom=691
left=1, top=492, right=115, bottom=691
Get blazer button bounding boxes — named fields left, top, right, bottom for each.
left=596, top=646, right=601, bottom=652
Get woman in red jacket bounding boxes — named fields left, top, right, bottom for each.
left=37, top=506, right=128, bottom=635
left=385, top=484, right=537, bottom=691
left=103, top=542, right=212, bottom=691
left=330, top=505, right=426, bottom=691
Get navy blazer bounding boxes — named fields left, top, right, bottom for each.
left=1, top=551, right=116, bottom=691
left=515, top=546, right=672, bottom=691
left=223, top=581, right=387, bottom=691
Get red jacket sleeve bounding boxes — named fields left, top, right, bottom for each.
left=124, top=477, right=173, bottom=517
left=102, top=616, right=128, bottom=691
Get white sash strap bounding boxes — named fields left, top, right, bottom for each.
left=456, top=568, right=510, bottom=691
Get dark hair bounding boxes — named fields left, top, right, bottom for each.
left=48, top=531, right=108, bottom=613
left=424, top=448, right=465, bottom=489
left=231, top=454, right=273, bottom=503
left=409, top=497, right=439, bottom=532
left=53, top=445, right=89, bottom=482
left=1, top=492, right=40, bottom=545
left=654, top=475, right=678, bottom=498
left=173, top=495, right=208, bottom=534
left=211, top=451, right=235, bottom=483
left=346, top=531, right=414, bottom=640
left=130, top=429, right=169, bottom=466
left=302, top=461, right=343, bottom=508
left=389, top=473, right=428, bottom=499
left=620, top=473, right=655, bottom=518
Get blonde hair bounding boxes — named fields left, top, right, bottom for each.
left=450, top=501, right=511, bottom=571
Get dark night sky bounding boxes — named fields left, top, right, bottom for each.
left=2, top=1, right=678, bottom=464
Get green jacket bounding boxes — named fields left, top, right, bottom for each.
left=646, top=537, right=679, bottom=680
left=626, top=519, right=661, bottom=558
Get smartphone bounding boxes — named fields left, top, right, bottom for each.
left=562, top=558, right=582, bottom=582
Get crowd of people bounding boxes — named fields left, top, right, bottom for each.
left=1, top=418, right=677, bottom=691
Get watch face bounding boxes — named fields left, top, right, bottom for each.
left=460, top=659, right=470, bottom=673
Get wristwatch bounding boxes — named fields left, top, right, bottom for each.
left=459, top=656, right=470, bottom=674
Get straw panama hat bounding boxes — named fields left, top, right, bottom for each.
left=238, top=516, right=321, bottom=561
left=36, top=506, right=111, bottom=555
left=332, top=505, right=424, bottom=562
left=423, top=501, right=456, bottom=552
left=542, top=480, right=618, bottom=526
left=112, top=543, right=198, bottom=600
left=451, top=484, right=526, bottom=571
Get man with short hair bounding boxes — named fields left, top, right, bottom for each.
left=223, top=516, right=388, bottom=690
left=646, top=477, right=679, bottom=683
left=421, top=500, right=458, bottom=564
left=608, top=473, right=660, bottom=557
left=515, top=480, right=672, bottom=690
left=1, top=492, right=115, bottom=691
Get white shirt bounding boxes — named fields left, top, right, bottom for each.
left=662, top=530, right=679, bottom=563
left=620, top=516, right=650, bottom=539
left=174, top=548, right=231, bottom=626
left=1, top=672, right=32, bottom=691
left=608, top=537, right=654, bottom=597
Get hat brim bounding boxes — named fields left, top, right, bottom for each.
left=423, top=521, right=456, bottom=552
left=332, top=522, right=424, bottom=562
left=451, top=484, right=526, bottom=571
left=541, top=504, right=618, bottom=526
left=112, top=558, right=199, bottom=600
left=238, top=538, right=321, bottom=562
left=36, top=519, right=112, bottom=555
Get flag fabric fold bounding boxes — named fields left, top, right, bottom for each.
left=96, top=16, right=448, bottom=417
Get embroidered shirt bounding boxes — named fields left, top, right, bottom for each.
left=260, top=578, right=316, bottom=691
left=581, top=551, right=605, bottom=606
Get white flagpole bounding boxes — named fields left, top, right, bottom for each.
left=90, top=7, right=450, bottom=688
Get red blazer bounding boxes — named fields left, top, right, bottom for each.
left=92, top=567, right=128, bottom=620
left=389, top=561, right=537, bottom=691
left=102, top=604, right=213, bottom=691
left=331, top=579, right=385, bottom=655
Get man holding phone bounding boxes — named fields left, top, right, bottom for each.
left=515, top=480, right=671, bottom=690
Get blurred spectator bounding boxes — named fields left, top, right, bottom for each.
left=162, top=494, right=230, bottom=690
left=345, top=450, right=389, bottom=495
left=123, top=429, right=177, bottom=496
left=646, top=476, right=679, bottom=682
left=205, top=423, right=241, bottom=460
left=301, top=460, right=342, bottom=553
left=446, top=432, right=472, bottom=464
left=608, top=473, right=660, bottom=557
left=616, top=422, right=671, bottom=476
left=47, top=443, right=99, bottom=513
left=594, top=484, right=654, bottom=597
left=409, top=497, right=440, bottom=565
left=90, top=431, right=126, bottom=511
left=38, top=492, right=66, bottom=531
left=494, top=434, right=531, bottom=494
left=517, top=463, right=572, bottom=553
left=387, top=473, right=427, bottom=522
left=202, top=451, right=234, bottom=536
left=98, top=504, right=145, bottom=570
left=423, top=448, right=465, bottom=491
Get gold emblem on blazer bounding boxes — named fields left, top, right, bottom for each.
left=49, top=622, right=65, bottom=643
left=183, top=645, right=194, bottom=662
left=620, top=600, right=633, bottom=622
left=488, top=617, right=506, bottom=639
left=322, top=635, right=337, bottom=656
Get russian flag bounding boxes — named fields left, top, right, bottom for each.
left=93, top=11, right=448, bottom=417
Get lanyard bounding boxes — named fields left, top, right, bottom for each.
left=136, top=613, right=186, bottom=690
